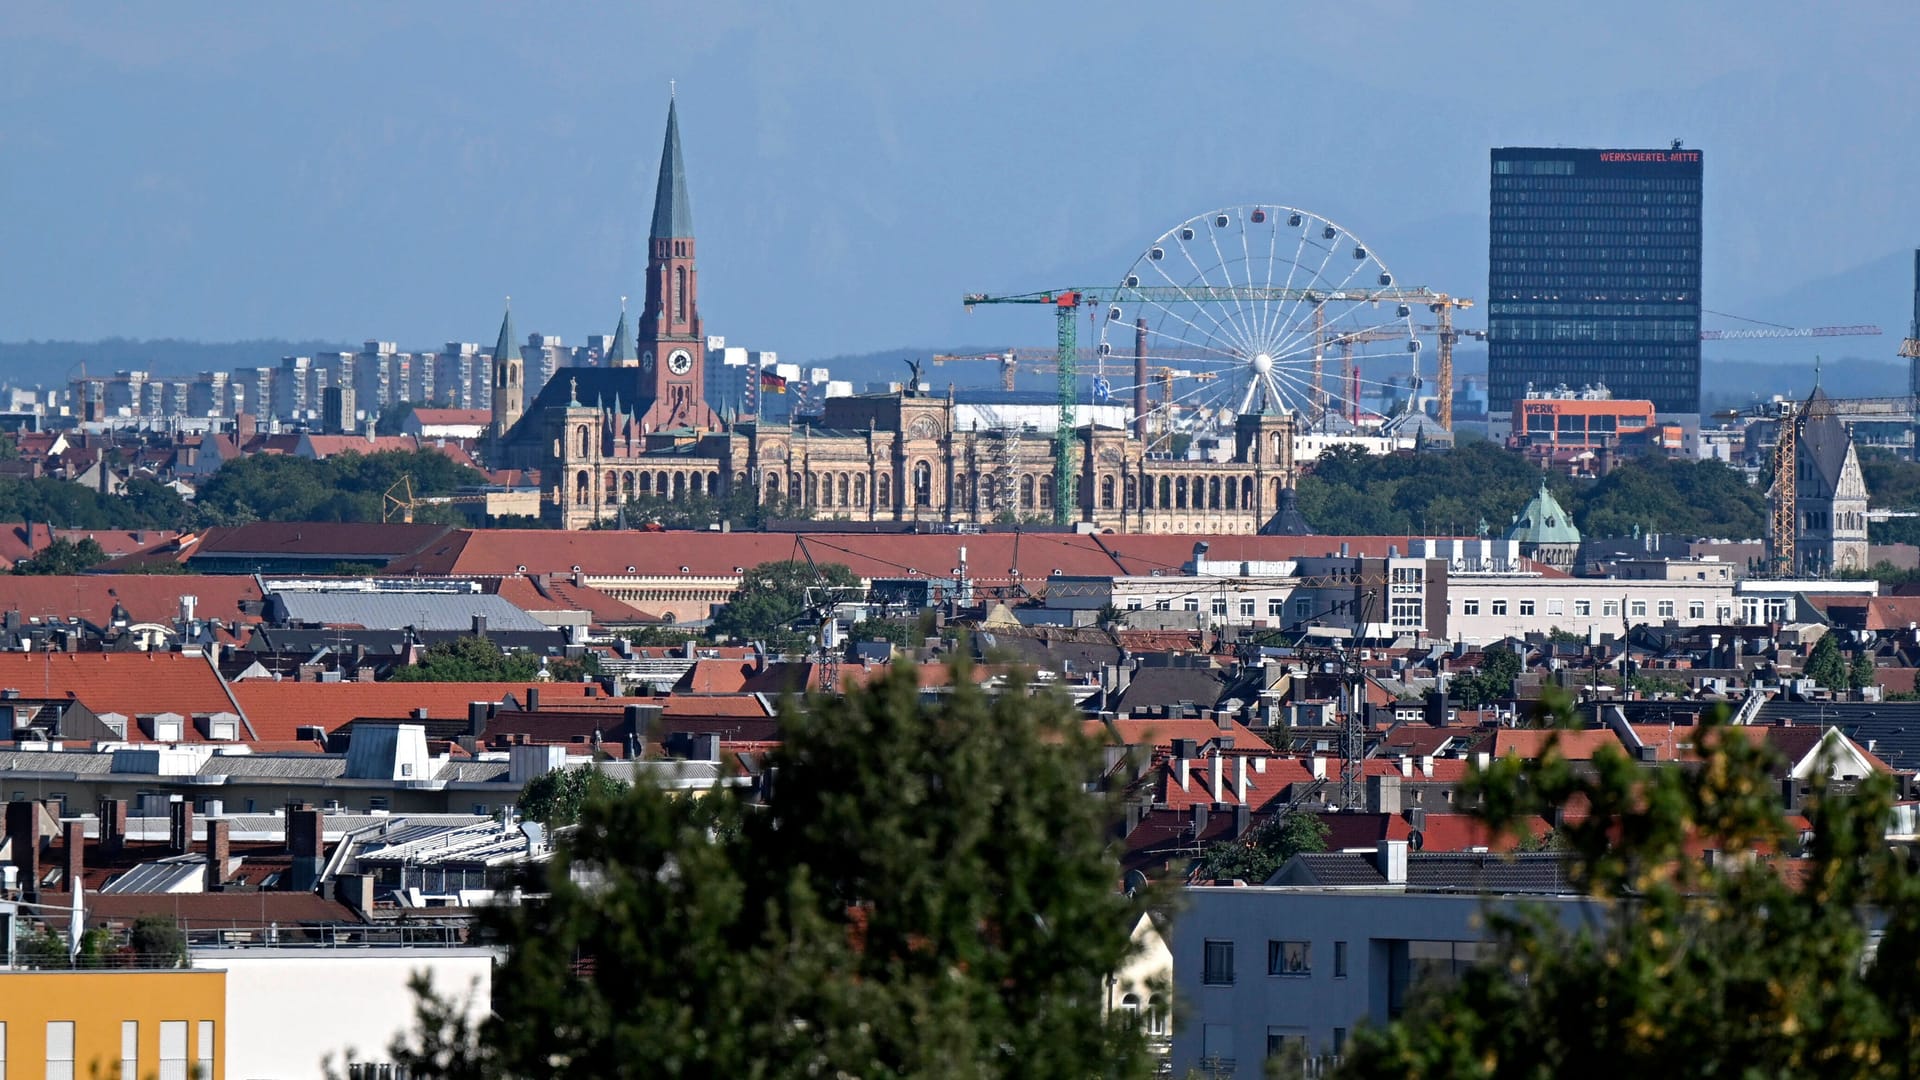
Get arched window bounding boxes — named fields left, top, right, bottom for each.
left=818, top=475, right=832, bottom=507
left=711, top=471, right=722, bottom=496
left=1273, top=478, right=1285, bottom=504
left=673, top=473, right=687, bottom=499
left=982, top=476, right=996, bottom=508
left=1208, top=476, right=1221, bottom=510
left=1124, top=475, right=1137, bottom=510
left=656, top=471, right=669, bottom=496
left=1118, top=993, right=1140, bottom=1021
left=878, top=474, right=892, bottom=507
left=674, top=267, right=687, bottom=322
left=639, top=472, right=653, bottom=496
left=1158, top=476, right=1172, bottom=508
left=577, top=426, right=590, bottom=458
left=914, top=462, right=932, bottom=506
left=1175, top=477, right=1188, bottom=510
left=854, top=474, right=867, bottom=506
left=1100, top=475, right=1115, bottom=510
left=1225, top=476, right=1237, bottom=510
left=807, top=473, right=819, bottom=506
left=1147, top=997, right=1166, bottom=1037
left=604, top=471, right=618, bottom=502
left=1021, top=475, right=1035, bottom=510
left=838, top=474, right=850, bottom=505
left=574, top=471, right=590, bottom=505
left=1241, top=477, right=1254, bottom=507
left=691, top=472, right=704, bottom=496
left=766, top=473, right=780, bottom=497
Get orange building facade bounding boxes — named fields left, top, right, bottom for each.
left=0, top=969, right=226, bottom=1079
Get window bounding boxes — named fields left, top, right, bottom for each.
left=1388, top=940, right=1494, bottom=1018
left=1239, top=599, right=1255, bottom=619
left=1268, top=599, right=1284, bottom=618
left=1547, top=599, right=1564, bottom=616
left=47, top=1021, right=74, bottom=1080
left=1268, top=939, right=1311, bottom=976
left=1211, top=598, right=1228, bottom=617
left=1184, top=597, right=1200, bottom=612
left=1630, top=600, right=1648, bottom=618
left=1127, top=599, right=1143, bottom=611
left=1154, top=599, right=1170, bottom=612
left=1574, top=599, right=1591, bottom=617
left=1334, top=1027, right=1348, bottom=1055
left=160, top=1020, right=186, bottom=1080
left=1334, top=940, right=1348, bottom=978
left=1265, top=1028, right=1307, bottom=1062
left=1463, top=598, right=1480, bottom=616
left=1658, top=600, right=1675, bottom=618
left=1117, top=993, right=1140, bottom=1021
left=1491, top=599, right=1508, bottom=616
left=122, top=1020, right=138, bottom=1080
left=1202, top=1024, right=1237, bottom=1071
left=197, top=1021, right=215, bottom=1080
left=1519, top=599, right=1535, bottom=617
left=1203, top=939, right=1236, bottom=985
left=1295, top=599, right=1311, bottom=617
left=1148, top=997, right=1167, bottom=1037
left=1688, top=600, right=1705, bottom=620
left=1603, top=600, right=1620, bottom=617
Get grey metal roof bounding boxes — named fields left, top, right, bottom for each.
left=1272, top=851, right=1577, bottom=894
left=436, top=760, right=513, bottom=783
left=0, top=749, right=117, bottom=775
left=650, top=98, right=693, bottom=240
left=270, top=591, right=548, bottom=632
left=197, top=754, right=349, bottom=780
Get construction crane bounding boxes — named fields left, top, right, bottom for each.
left=1701, top=324, right=1881, bottom=341
left=382, top=475, right=493, bottom=525
left=1415, top=295, right=1476, bottom=431
left=962, top=284, right=1452, bottom=524
left=1148, top=368, right=1219, bottom=445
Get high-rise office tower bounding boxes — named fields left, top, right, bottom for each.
left=1487, top=145, right=1703, bottom=419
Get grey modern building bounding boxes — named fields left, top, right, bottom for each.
left=1488, top=146, right=1704, bottom=420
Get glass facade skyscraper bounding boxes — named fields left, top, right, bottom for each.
left=1487, top=146, right=1703, bottom=417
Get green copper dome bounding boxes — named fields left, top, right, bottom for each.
left=1504, top=481, right=1581, bottom=546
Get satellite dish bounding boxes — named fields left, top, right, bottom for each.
left=1123, top=869, right=1149, bottom=897
left=1408, top=829, right=1425, bottom=852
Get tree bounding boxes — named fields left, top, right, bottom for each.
left=516, top=767, right=630, bottom=828
left=1804, top=631, right=1851, bottom=691
left=1340, top=691, right=1920, bottom=1079
left=390, top=637, right=544, bottom=683
left=130, top=914, right=189, bottom=968
left=1196, top=810, right=1331, bottom=883
left=1452, top=646, right=1522, bottom=708
left=710, top=559, right=860, bottom=654
left=385, top=658, right=1158, bottom=1078
left=1852, top=649, right=1879, bottom=692
left=11, top=536, right=108, bottom=575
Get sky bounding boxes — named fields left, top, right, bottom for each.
left=3, top=2, right=1919, bottom=369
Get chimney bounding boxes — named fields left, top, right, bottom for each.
left=1368, top=773, right=1403, bottom=815
left=1376, top=838, right=1409, bottom=885
left=168, top=799, right=194, bottom=856
left=1211, top=751, right=1225, bottom=803
left=205, top=818, right=231, bottom=890
left=6, top=800, right=43, bottom=901
left=98, top=797, right=126, bottom=855
left=334, top=872, right=374, bottom=913
left=287, top=806, right=324, bottom=893
left=471, top=615, right=488, bottom=638
left=1235, top=755, right=1249, bottom=802
left=526, top=687, right=541, bottom=712
left=468, top=701, right=490, bottom=738
left=412, top=706, right=429, bottom=721
left=1190, top=804, right=1209, bottom=837
left=62, top=819, right=84, bottom=893
left=1234, top=804, right=1251, bottom=838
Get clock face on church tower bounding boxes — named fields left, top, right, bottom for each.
left=667, top=348, right=694, bottom=376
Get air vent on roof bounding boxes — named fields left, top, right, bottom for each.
left=680, top=566, right=690, bottom=573
left=626, top=566, right=637, bottom=573
left=571, top=565, right=582, bottom=573
left=516, top=565, right=527, bottom=573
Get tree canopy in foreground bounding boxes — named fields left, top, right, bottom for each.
left=382, top=658, right=1158, bottom=1078
left=1339, top=693, right=1920, bottom=1079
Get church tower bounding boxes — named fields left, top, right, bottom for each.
left=489, top=300, right=523, bottom=442
left=635, top=97, right=720, bottom=433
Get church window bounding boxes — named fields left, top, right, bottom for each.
left=577, top=426, right=590, bottom=457
left=766, top=474, right=780, bottom=497
left=879, top=474, right=892, bottom=507
left=640, top=473, right=653, bottom=496
left=672, top=473, right=686, bottom=499
left=838, top=474, right=850, bottom=505
left=1124, top=476, right=1137, bottom=510
left=1100, top=475, right=1115, bottom=510
left=674, top=268, right=687, bottom=322
left=914, top=462, right=932, bottom=507
left=1272, top=478, right=1285, bottom=505
left=1021, top=475, right=1035, bottom=510
left=854, top=475, right=866, bottom=506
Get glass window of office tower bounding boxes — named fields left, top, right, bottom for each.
left=1487, top=146, right=1703, bottom=417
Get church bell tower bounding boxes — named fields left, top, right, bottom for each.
left=635, top=97, right=719, bottom=433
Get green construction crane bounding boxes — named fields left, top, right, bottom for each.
left=962, top=284, right=1445, bottom=525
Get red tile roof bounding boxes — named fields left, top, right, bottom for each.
left=230, top=679, right=604, bottom=742
left=0, top=525, right=183, bottom=568
left=408, top=409, right=491, bottom=427
left=193, top=522, right=455, bottom=560
left=0, top=652, right=240, bottom=740
left=1491, top=728, right=1626, bottom=761
left=0, top=574, right=262, bottom=628
left=489, top=575, right=661, bottom=625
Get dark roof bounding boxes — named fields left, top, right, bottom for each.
left=191, top=522, right=455, bottom=561
left=1261, top=486, right=1315, bottom=536
left=607, top=304, right=638, bottom=365
left=1271, top=850, right=1577, bottom=893
left=1760, top=700, right=1920, bottom=771
left=1800, top=386, right=1854, bottom=490
left=51, top=890, right=365, bottom=929
left=1111, top=665, right=1228, bottom=716
left=651, top=98, right=693, bottom=240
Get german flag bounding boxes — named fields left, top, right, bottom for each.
left=760, top=369, right=788, bottom=394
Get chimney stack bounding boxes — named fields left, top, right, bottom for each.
left=62, top=818, right=84, bottom=893
left=1376, top=838, right=1409, bottom=885
left=168, top=800, right=194, bottom=856
left=206, top=818, right=231, bottom=890
left=5, top=800, right=44, bottom=902
left=287, top=806, right=324, bottom=893
left=97, top=797, right=127, bottom=856
left=468, top=701, right=490, bottom=738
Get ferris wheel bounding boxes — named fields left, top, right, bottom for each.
left=1094, top=205, right=1422, bottom=450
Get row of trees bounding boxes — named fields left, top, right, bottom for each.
left=1296, top=440, right=1769, bottom=539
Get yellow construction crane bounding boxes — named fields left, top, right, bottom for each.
left=382, top=474, right=492, bottom=525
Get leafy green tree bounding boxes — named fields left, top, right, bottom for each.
left=376, top=400, right=423, bottom=435
left=711, top=559, right=860, bottom=654
left=1804, top=631, right=1851, bottom=691
left=1852, top=649, right=1879, bottom=692
left=0, top=475, right=190, bottom=530
left=619, top=486, right=809, bottom=531
left=545, top=651, right=601, bottom=683
left=390, top=637, right=544, bottom=683
left=1196, top=810, right=1331, bottom=883
left=192, top=449, right=484, bottom=525
left=1339, top=692, right=1920, bottom=1080
left=618, top=626, right=702, bottom=648
left=11, top=536, right=108, bottom=575
left=385, top=658, right=1158, bottom=1078
left=516, top=767, right=630, bottom=828
left=130, top=914, right=189, bottom=968
left=1452, top=646, right=1522, bottom=708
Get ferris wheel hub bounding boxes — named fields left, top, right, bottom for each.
left=1252, top=352, right=1274, bottom=375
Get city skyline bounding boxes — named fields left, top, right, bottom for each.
left=4, top=3, right=1919, bottom=366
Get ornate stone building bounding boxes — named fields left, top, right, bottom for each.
left=1794, top=386, right=1870, bottom=575
left=497, top=99, right=1304, bottom=534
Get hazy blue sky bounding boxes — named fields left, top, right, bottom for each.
left=3, top=2, right=1918, bottom=366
